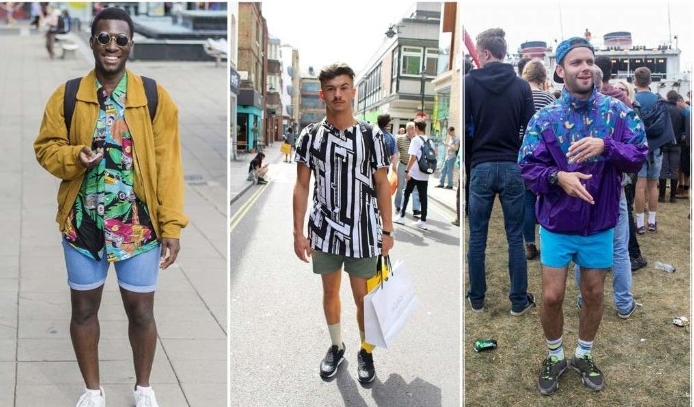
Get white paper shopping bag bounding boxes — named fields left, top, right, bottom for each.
left=364, top=259, right=418, bottom=348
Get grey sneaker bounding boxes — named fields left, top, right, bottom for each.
left=510, top=293, right=536, bottom=316
left=570, top=354, right=604, bottom=391
left=538, top=356, right=567, bottom=395
left=319, top=343, right=345, bottom=378
left=617, top=301, right=637, bottom=319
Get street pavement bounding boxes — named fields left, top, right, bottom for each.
left=229, top=142, right=462, bottom=406
left=0, top=25, right=227, bottom=406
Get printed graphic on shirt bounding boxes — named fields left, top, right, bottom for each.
left=65, top=74, right=158, bottom=262
left=295, top=120, right=389, bottom=258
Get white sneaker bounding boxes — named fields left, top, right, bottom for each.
left=76, top=387, right=105, bottom=407
left=413, top=220, right=428, bottom=230
left=133, top=386, right=159, bottom=407
left=394, top=215, right=406, bottom=224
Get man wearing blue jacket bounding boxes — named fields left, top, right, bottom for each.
left=465, top=28, right=536, bottom=316
left=519, top=37, right=647, bottom=396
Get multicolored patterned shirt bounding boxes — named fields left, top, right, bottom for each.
left=64, top=74, right=158, bottom=261
left=295, top=119, right=389, bottom=258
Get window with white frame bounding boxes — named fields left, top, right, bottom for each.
left=425, top=48, right=440, bottom=75
left=401, top=46, right=422, bottom=76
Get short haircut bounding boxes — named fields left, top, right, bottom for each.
left=666, top=90, right=679, bottom=102
left=448, top=126, right=455, bottom=132
left=91, top=7, right=134, bottom=37
left=594, top=56, right=613, bottom=81
left=318, top=62, right=355, bottom=85
left=377, top=113, right=391, bottom=128
left=476, top=28, right=507, bottom=60
left=517, top=57, right=532, bottom=76
left=413, top=118, right=426, bottom=132
left=406, top=121, right=415, bottom=129
left=522, top=60, right=547, bottom=85
left=593, top=66, right=603, bottom=86
left=633, top=67, right=652, bottom=87
left=286, top=127, right=293, bottom=133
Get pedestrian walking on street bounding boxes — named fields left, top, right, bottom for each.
left=282, top=127, right=295, bottom=163
left=464, top=28, right=536, bottom=316
left=293, top=62, right=393, bottom=385
left=518, top=36, right=647, bottom=396
left=395, top=118, right=434, bottom=230
left=395, top=121, right=421, bottom=217
left=435, top=126, right=459, bottom=189
left=34, top=7, right=188, bottom=407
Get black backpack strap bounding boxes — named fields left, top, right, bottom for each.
left=63, top=77, right=82, bottom=133
left=358, top=120, right=375, bottom=160
left=141, top=76, right=158, bottom=122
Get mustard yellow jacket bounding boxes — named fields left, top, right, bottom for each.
left=34, top=69, right=188, bottom=239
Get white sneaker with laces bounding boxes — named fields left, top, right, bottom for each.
left=133, top=386, right=159, bottom=407
left=76, top=387, right=105, bottom=407
left=394, top=215, right=406, bottom=224
left=413, top=220, right=428, bottom=230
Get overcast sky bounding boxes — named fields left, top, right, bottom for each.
left=462, top=0, right=693, bottom=73
left=260, top=0, right=417, bottom=74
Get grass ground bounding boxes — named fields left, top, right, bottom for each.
left=463, top=192, right=691, bottom=407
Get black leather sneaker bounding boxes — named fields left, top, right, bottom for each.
left=319, top=343, right=345, bottom=378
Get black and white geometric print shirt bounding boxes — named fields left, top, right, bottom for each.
left=295, top=118, right=390, bottom=258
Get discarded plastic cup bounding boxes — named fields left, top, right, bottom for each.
left=673, top=316, right=689, bottom=327
left=474, top=339, right=497, bottom=352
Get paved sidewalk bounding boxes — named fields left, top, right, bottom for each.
left=0, top=25, right=227, bottom=406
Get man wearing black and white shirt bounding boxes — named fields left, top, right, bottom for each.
left=293, top=62, right=394, bottom=384
left=395, top=118, right=433, bottom=230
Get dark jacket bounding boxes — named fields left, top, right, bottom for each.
left=665, top=100, right=686, bottom=147
left=465, top=61, right=535, bottom=168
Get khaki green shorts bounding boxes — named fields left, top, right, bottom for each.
left=311, top=251, right=378, bottom=279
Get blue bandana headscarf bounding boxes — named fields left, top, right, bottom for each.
left=554, top=37, right=595, bottom=83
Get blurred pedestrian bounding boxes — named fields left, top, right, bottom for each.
left=520, top=59, right=555, bottom=260
left=34, top=7, right=187, bottom=407
left=1, top=2, right=21, bottom=26
left=395, top=121, right=421, bottom=217
left=281, top=127, right=294, bottom=163
left=465, top=28, right=536, bottom=316
left=43, top=4, right=59, bottom=60
left=247, top=152, right=268, bottom=184
left=395, top=117, right=434, bottom=230
left=658, top=90, right=686, bottom=203
left=676, top=94, right=691, bottom=198
left=377, top=113, right=398, bottom=173
left=29, top=1, right=43, bottom=30
left=292, top=62, right=393, bottom=384
left=519, top=37, right=647, bottom=396
left=435, top=126, right=459, bottom=189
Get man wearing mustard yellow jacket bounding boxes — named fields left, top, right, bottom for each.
left=33, top=7, right=187, bottom=407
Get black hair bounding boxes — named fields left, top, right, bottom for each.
left=594, top=56, right=612, bottom=81
left=91, top=7, right=134, bottom=37
left=318, top=62, right=355, bottom=85
left=377, top=113, right=391, bottom=128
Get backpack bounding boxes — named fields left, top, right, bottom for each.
left=63, top=76, right=158, bottom=133
left=635, top=98, right=676, bottom=151
left=416, top=136, right=437, bottom=174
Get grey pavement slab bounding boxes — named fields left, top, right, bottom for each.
left=1, top=23, right=227, bottom=406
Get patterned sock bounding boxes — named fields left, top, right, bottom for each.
left=547, top=337, right=564, bottom=360
left=636, top=213, right=645, bottom=228
left=575, top=338, right=593, bottom=359
left=648, top=211, right=657, bottom=224
left=360, top=330, right=375, bottom=353
left=328, top=323, right=344, bottom=350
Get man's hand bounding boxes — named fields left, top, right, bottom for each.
left=78, top=146, right=102, bottom=169
left=566, top=137, right=605, bottom=164
left=160, top=238, right=180, bottom=269
left=294, top=234, right=312, bottom=263
left=381, top=235, right=394, bottom=257
left=558, top=171, right=594, bottom=204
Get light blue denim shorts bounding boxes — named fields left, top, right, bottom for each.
left=62, top=239, right=161, bottom=293
left=539, top=227, right=614, bottom=269
left=637, top=148, right=663, bottom=179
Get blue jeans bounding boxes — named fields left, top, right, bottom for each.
left=574, top=192, right=633, bottom=314
left=438, top=157, right=455, bottom=187
left=396, top=162, right=420, bottom=211
left=466, top=161, right=528, bottom=311
left=523, top=189, right=537, bottom=244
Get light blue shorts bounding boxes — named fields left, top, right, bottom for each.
left=62, top=239, right=161, bottom=293
left=539, top=227, right=613, bottom=269
left=637, top=148, right=663, bottom=179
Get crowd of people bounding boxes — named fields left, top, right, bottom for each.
left=464, top=28, right=690, bottom=397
